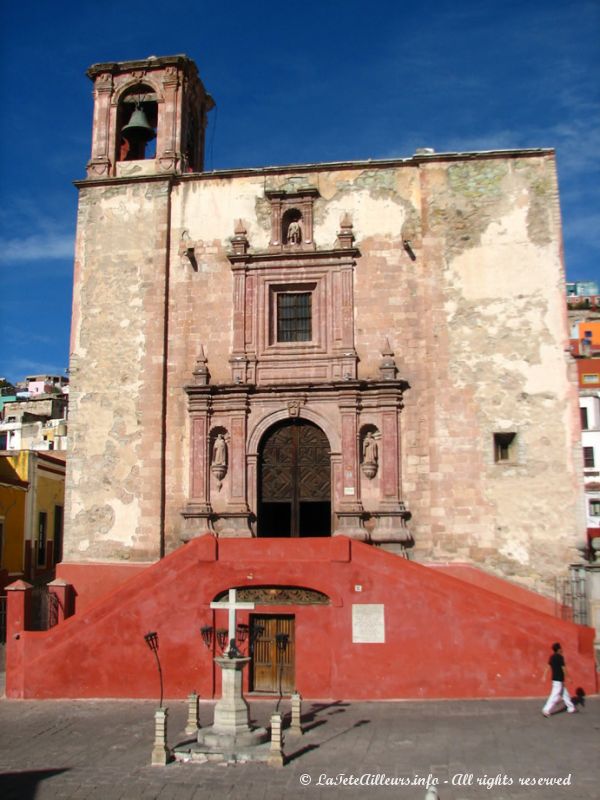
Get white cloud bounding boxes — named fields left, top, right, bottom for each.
left=0, top=232, right=74, bottom=264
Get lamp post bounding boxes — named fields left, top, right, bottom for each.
left=200, top=625, right=213, bottom=649
left=200, top=623, right=264, bottom=658
left=144, top=631, right=164, bottom=708
left=275, top=632, right=289, bottom=711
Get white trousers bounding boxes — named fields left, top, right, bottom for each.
left=542, top=681, right=575, bottom=714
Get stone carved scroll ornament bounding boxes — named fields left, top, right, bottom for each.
left=211, top=433, right=228, bottom=490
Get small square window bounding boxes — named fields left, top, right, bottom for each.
left=584, top=446, right=595, bottom=468
left=582, top=374, right=599, bottom=385
left=581, top=407, right=589, bottom=430
left=590, top=500, right=600, bottom=517
left=277, top=292, right=312, bottom=342
left=494, top=432, right=516, bottom=463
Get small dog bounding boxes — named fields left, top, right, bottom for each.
left=571, top=687, right=586, bottom=708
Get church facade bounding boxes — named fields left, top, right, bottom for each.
left=6, top=55, right=596, bottom=700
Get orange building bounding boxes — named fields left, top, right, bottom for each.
left=0, top=451, right=65, bottom=590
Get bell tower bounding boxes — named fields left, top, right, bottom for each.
left=85, top=54, right=214, bottom=179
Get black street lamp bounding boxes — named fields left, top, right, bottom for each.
left=275, top=633, right=289, bottom=711
left=200, top=625, right=214, bottom=649
left=144, top=631, right=164, bottom=707
left=250, top=624, right=265, bottom=653
left=216, top=628, right=229, bottom=654
left=236, top=623, right=249, bottom=642
left=199, top=623, right=264, bottom=658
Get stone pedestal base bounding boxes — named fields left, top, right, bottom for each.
left=180, top=504, right=214, bottom=542
left=212, top=657, right=254, bottom=733
left=214, top=512, right=253, bottom=538
left=370, top=506, right=412, bottom=545
left=173, top=657, right=269, bottom=764
left=151, top=707, right=171, bottom=766
left=333, top=510, right=367, bottom=540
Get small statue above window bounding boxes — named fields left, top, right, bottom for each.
left=286, top=219, right=302, bottom=245
left=265, top=188, right=318, bottom=251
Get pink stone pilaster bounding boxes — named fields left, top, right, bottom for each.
left=381, top=410, right=400, bottom=503
left=218, top=393, right=252, bottom=537
left=334, top=392, right=365, bottom=539
left=182, top=388, right=213, bottom=540
left=157, top=67, right=180, bottom=172
left=86, top=74, right=113, bottom=177
left=191, top=415, right=209, bottom=504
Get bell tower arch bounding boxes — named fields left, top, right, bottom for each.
left=85, top=55, right=214, bottom=179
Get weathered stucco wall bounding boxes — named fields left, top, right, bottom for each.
left=408, top=155, right=584, bottom=591
left=66, top=151, right=585, bottom=594
left=66, top=179, right=171, bottom=562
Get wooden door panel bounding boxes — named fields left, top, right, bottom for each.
left=250, top=615, right=295, bottom=694
left=259, top=421, right=330, bottom=536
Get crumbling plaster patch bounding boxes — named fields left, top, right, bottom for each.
left=426, top=157, right=555, bottom=259
left=175, top=178, right=270, bottom=250
left=318, top=168, right=420, bottom=246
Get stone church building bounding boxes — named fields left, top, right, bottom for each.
left=6, top=55, right=596, bottom=700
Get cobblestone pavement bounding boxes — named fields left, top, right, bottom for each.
left=0, top=695, right=598, bottom=800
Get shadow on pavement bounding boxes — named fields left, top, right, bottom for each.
left=301, top=700, right=351, bottom=724
left=0, top=769, right=70, bottom=800
left=285, top=743, right=320, bottom=763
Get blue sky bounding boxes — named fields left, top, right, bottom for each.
left=1, top=0, right=598, bottom=384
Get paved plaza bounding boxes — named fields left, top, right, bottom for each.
left=0, top=688, right=598, bottom=800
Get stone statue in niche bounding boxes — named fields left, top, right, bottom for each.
left=286, top=219, right=302, bottom=244
left=213, top=434, right=227, bottom=465
left=211, top=433, right=228, bottom=490
left=361, top=432, right=379, bottom=479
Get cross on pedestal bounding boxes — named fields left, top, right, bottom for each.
left=210, top=588, right=255, bottom=647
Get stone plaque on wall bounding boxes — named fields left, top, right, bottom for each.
left=352, top=604, right=385, bottom=643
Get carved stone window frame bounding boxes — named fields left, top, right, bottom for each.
left=266, top=188, right=319, bottom=251
left=229, top=252, right=359, bottom=384
left=265, top=278, right=323, bottom=354
left=228, top=195, right=360, bottom=385
left=271, top=284, right=316, bottom=345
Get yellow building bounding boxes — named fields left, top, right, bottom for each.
left=0, top=450, right=65, bottom=589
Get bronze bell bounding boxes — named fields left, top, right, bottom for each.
left=121, top=105, right=156, bottom=143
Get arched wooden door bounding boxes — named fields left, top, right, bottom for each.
left=258, top=420, right=331, bottom=537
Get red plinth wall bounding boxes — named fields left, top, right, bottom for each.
left=5, top=536, right=597, bottom=700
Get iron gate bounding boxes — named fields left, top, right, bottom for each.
left=555, top=565, right=588, bottom=625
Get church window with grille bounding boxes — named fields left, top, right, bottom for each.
left=277, top=292, right=312, bottom=342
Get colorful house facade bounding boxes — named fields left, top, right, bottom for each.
left=0, top=450, right=65, bottom=591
